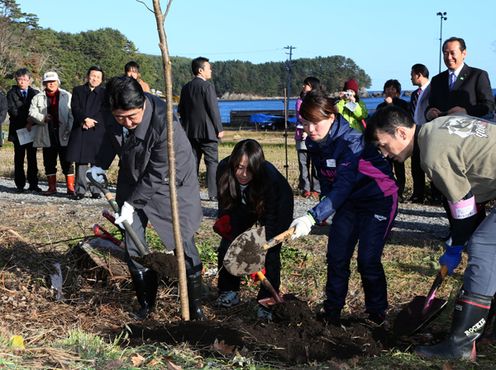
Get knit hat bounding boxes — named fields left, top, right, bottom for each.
left=42, top=71, right=60, bottom=84
left=343, top=79, right=359, bottom=94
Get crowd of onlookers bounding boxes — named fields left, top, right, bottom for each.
left=0, top=61, right=151, bottom=198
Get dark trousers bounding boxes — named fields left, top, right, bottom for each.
left=324, top=196, right=397, bottom=316
left=411, top=139, right=425, bottom=198
left=125, top=209, right=203, bottom=275
left=42, top=145, right=74, bottom=176
left=189, top=138, right=218, bottom=199
left=13, top=140, right=39, bottom=190
left=217, top=237, right=282, bottom=300
left=392, top=160, right=405, bottom=198
left=297, top=149, right=320, bottom=193
left=75, top=163, right=98, bottom=195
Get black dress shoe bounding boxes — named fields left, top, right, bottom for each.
left=73, top=194, right=85, bottom=200
left=28, top=186, right=42, bottom=192
left=91, top=193, right=102, bottom=199
left=15, top=187, right=25, bottom=193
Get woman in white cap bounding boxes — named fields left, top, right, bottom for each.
left=29, top=71, right=74, bottom=195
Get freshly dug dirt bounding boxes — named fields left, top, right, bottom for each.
left=125, top=298, right=386, bottom=364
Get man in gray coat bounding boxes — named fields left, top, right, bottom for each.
left=90, top=76, right=204, bottom=320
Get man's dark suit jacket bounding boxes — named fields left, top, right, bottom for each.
left=427, top=64, right=495, bottom=118
left=178, top=76, right=222, bottom=141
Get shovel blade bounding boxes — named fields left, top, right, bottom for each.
left=393, top=295, right=448, bottom=337
left=223, top=226, right=266, bottom=276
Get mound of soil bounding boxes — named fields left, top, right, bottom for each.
left=125, top=298, right=385, bottom=364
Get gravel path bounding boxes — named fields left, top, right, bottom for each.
left=0, top=177, right=449, bottom=245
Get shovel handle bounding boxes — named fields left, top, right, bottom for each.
left=256, top=271, right=284, bottom=304
left=422, top=265, right=449, bottom=315
left=87, top=172, right=148, bottom=257
left=262, top=227, right=296, bottom=250
left=92, top=224, right=123, bottom=248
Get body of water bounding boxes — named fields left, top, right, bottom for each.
left=219, top=88, right=496, bottom=124
left=219, top=95, right=402, bottom=124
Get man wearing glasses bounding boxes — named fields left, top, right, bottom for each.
left=88, top=76, right=205, bottom=321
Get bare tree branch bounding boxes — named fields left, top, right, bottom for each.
left=164, top=0, right=173, bottom=19
left=135, top=0, right=154, bottom=13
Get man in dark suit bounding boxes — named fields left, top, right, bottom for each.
left=408, top=63, right=431, bottom=203
left=426, top=36, right=494, bottom=121
left=178, top=56, right=224, bottom=201
left=6, top=68, right=41, bottom=192
left=90, top=76, right=205, bottom=320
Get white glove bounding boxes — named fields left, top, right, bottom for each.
left=114, top=201, right=134, bottom=229
left=86, top=166, right=105, bottom=184
left=290, top=214, right=315, bottom=240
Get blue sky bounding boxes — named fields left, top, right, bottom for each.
left=17, top=0, right=496, bottom=92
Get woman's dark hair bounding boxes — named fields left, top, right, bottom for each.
left=300, top=76, right=321, bottom=98
left=383, top=79, right=402, bottom=94
left=299, top=91, right=337, bottom=123
left=106, top=76, right=145, bottom=110
left=218, top=139, right=267, bottom=217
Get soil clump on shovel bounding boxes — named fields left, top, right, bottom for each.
left=133, top=253, right=178, bottom=279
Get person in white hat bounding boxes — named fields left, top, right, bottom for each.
left=28, top=71, right=75, bottom=195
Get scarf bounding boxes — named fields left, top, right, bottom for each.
left=45, top=89, right=60, bottom=127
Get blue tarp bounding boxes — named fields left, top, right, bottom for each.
left=249, top=113, right=296, bottom=129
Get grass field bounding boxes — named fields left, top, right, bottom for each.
left=0, top=128, right=495, bottom=369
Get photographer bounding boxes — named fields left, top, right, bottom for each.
left=336, top=79, right=368, bottom=132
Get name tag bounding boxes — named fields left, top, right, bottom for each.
left=326, top=159, right=336, bottom=168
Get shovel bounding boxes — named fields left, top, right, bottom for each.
left=87, top=172, right=177, bottom=275
left=223, top=226, right=295, bottom=306
left=223, top=226, right=296, bottom=276
left=393, top=265, right=449, bottom=336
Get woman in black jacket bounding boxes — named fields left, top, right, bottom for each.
left=214, top=139, right=294, bottom=319
left=66, top=66, right=106, bottom=199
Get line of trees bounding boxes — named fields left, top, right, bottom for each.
left=0, top=0, right=371, bottom=97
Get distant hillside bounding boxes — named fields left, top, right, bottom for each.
left=0, top=0, right=370, bottom=97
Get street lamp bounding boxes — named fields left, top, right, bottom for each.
left=436, top=11, right=448, bottom=73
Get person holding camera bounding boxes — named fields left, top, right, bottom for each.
left=336, top=79, right=368, bottom=132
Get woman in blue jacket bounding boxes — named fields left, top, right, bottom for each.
left=291, top=91, right=398, bottom=325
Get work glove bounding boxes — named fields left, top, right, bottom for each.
left=213, top=214, right=233, bottom=241
left=114, top=201, right=134, bottom=229
left=86, top=166, right=105, bottom=184
left=439, top=243, right=464, bottom=275
left=290, top=213, right=316, bottom=240
left=249, top=268, right=266, bottom=283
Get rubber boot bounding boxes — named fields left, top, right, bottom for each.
left=479, top=297, right=496, bottom=345
left=129, top=268, right=158, bottom=320
left=187, top=272, right=206, bottom=320
left=43, top=174, right=57, bottom=195
left=66, top=174, right=75, bottom=195
left=415, top=291, right=492, bottom=361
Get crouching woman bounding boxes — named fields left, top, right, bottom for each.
left=214, top=139, right=294, bottom=319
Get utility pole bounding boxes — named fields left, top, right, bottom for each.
left=436, top=12, right=448, bottom=73
left=283, top=45, right=295, bottom=179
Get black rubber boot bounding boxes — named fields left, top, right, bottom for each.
left=415, top=291, right=492, bottom=361
left=130, top=268, right=158, bottom=320
left=187, top=272, right=206, bottom=321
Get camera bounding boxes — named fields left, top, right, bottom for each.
left=344, top=91, right=353, bottom=98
